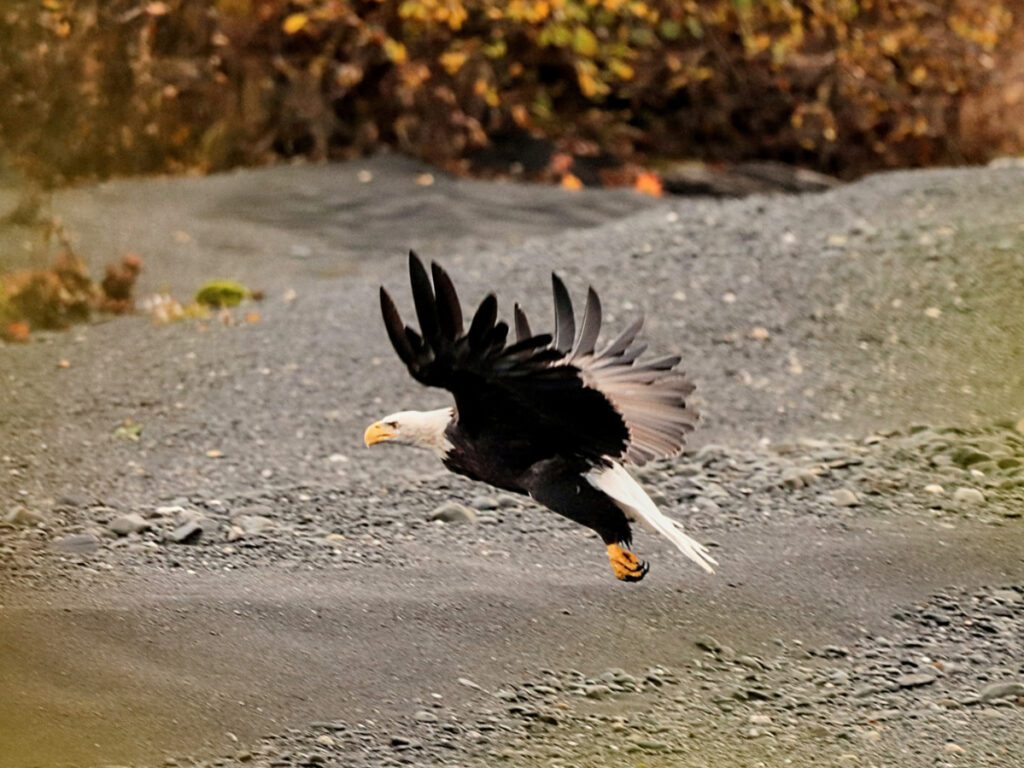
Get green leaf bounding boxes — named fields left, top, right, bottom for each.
left=195, top=280, right=251, bottom=308
left=573, top=26, right=598, bottom=57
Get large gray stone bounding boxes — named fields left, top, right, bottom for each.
left=429, top=502, right=477, bottom=524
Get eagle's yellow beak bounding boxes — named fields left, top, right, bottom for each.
left=363, top=421, right=395, bottom=447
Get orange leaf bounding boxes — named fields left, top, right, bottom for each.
left=4, top=322, right=30, bottom=343
left=560, top=173, right=583, bottom=191
left=634, top=172, right=663, bottom=197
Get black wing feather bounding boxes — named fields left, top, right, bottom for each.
left=408, top=252, right=441, bottom=346
left=514, top=303, right=532, bottom=342
left=572, top=287, right=601, bottom=358
left=551, top=274, right=575, bottom=353
left=468, top=294, right=498, bottom=350
left=431, top=260, right=463, bottom=339
left=380, top=287, right=416, bottom=365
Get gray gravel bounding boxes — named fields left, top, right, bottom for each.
left=2, top=159, right=1023, bottom=767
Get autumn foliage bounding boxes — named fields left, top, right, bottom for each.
left=0, top=0, right=1019, bottom=184
left=1, top=243, right=143, bottom=342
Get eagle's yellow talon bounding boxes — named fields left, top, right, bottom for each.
left=607, top=543, right=648, bottom=582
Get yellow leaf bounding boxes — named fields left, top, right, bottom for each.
left=383, top=38, right=408, bottom=64
left=282, top=13, right=309, bottom=35
left=440, top=50, right=468, bottom=75
left=609, top=60, right=635, bottom=81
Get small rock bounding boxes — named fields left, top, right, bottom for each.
left=896, top=673, right=937, bottom=689
left=992, top=589, right=1022, bottom=604
left=628, top=737, right=669, bottom=752
left=315, top=735, right=335, bottom=747
left=944, top=743, right=966, bottom=754
left=51, top=532, right=101, bottom=555
left=695, top=635, right=722, bottom=653
left=951, top=448, right=992, bottom=468
left=749, top=326, right=770, bottom=341
left=1015, top=417, right=1024, bottom=435
left=978, top=681, right=1024, bottom=702
left=168, top=521, right=204, bottom=544
left=923, top=484, right=945, bottom=495
left=781, top=468, right=816, bottom=490
left=469, top=495, right=499, bottom=511
left=232, top=514, right=275, bottom=535
left=109, top=513, right=151, bottom=536
left=413, top=710, right=438, bottom=723
left=4, top=508, right=46, bottom=526
left=429, top=502, right=477, bottom=524
left=821, top=645, right=850, bottom=658
left=155, top=505, right=187, bottom=517
left=583, top=684, right=612, bottom=699
left=749, top=714, right=773, bottom=726
left=952, top=487, right=985, bottom=506
left=831, top=489, right=860, bottom=507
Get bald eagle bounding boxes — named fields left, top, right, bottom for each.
left=364, top=252, right=716, bottom=582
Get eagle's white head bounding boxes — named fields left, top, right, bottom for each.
left=363, top=407, right=454, bottom=456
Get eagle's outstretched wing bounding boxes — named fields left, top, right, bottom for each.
left=380, top=251, right=696, bottom=466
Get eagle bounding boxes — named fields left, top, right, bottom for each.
left=364, top=252, right=717, bottom=582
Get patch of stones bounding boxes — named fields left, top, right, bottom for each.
left=140, top=583, right=1023, bottom=768
left=3, top=423, right=1023, bottom=591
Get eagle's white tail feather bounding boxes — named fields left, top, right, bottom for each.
left=586, top=462, right=717, bottom=574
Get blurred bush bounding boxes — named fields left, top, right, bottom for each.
left=0, top=0, right=1019, bottom=184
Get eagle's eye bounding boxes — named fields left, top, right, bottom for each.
left=385, top=420, right=398, bottom=429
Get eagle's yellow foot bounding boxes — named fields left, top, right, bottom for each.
left=607, top=543, right=649, bottom=582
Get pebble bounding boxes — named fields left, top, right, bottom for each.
left=895, top=672, right=936, bottom=689
left=413, top=710, right=438, bottom=723
left=3, top=507, right=45, bottom=526
left=781, top=468, right=816, bottom=489
left=168, top=521, right=204, bottom=544
left=232, top=514, right=275, bottom=535
left=978, top=681, right=1024, bottom=702
left=922, top=484, right=944, bottom=495
left=992, top=589, right=1022, bottom=604
left=429, top=502, right=477, bottom=524
left=830, top=489, right=860, bottom=507
left=109, top=513, right=151, bottom=536
left=951, top=487, right=985, bottom=506
left=51, top=532, right=101, bottom=554
left=695, top=635, right=722, bottom=653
